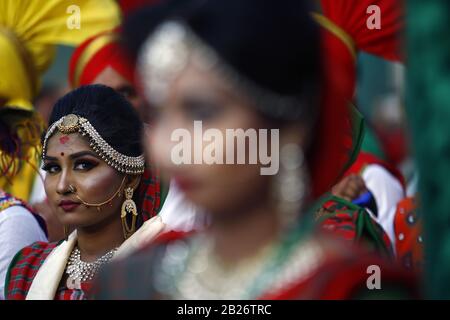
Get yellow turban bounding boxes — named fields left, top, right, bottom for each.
left=0, top=0, right=120, bottom=200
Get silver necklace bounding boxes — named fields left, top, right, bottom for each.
left=66, top=247, right=117, bottom=289
left=167, top=237, right=323, bottom=299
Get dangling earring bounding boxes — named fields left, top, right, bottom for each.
left=121, top=187, right=138, bottom=239
left=274, top=143, right=309, bottom=228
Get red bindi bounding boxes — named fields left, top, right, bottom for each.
left=59, top=136, right=70, bottom=144
left=60, top=152, right=65, bottom=156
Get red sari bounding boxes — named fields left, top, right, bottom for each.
left=90, top=197, right=415, bottom=300
left=90, top=227, right=417, bottom=300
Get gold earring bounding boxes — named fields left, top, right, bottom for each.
left=121, top=187, right=138, bottom=239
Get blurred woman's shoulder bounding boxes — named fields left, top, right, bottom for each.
left=92, top=230, right=419, bottom=299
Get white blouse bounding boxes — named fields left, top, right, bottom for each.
left=0, top=206, right=47, bottom=300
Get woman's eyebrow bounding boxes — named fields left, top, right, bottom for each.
left=69, top=151, right=100, bottom=160
left=43, top=155, right=58, bottom=161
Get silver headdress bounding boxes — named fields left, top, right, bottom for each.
left=42, top=114, right=145, bottom=175
left=138, top=20, right=307, bottom=121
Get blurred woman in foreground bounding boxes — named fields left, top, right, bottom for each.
left=93, top=0, right=417, bottom=299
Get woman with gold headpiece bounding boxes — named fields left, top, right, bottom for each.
left=5, top=85, right=166, bottom=300
left=0, top=0, right=122, bottom=300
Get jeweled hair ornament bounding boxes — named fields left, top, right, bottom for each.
left=42, top=114, right=145, bottom=175
left=138, top=20, right=308, bottom=121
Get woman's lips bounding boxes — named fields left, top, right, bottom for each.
left=59, top=200, right=80, bottom=212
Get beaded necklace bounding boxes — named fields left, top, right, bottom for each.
left=66, top=247, right=117, bottom=290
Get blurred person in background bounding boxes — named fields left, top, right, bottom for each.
left=93, top=0, right=418, bottom=299
left=321, top=1, right=409, bottom=255
left=319, top=0, right=422, bottom=275
left=68, top=30, right=147, bottom=119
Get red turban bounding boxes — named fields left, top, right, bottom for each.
left=68, top=30, right=135, bottom=88
left=310, top=0, right=404, bottom=197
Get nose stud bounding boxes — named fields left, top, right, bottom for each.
left=68, top=185, right=77, bottom=193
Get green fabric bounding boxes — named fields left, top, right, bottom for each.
left=247, top=193, right=393, bottom=297
left=316, top=195, right=393, bottom=258
left=407, top=0, right=450, bottom=299
left=156, top=179, right=169, bottom=214
left=361, top=125, right=386, bottom=160
left=344, top=103, right=365, bottom=174
left=354, top=203, right=393, bottom=258
left=4, top=247, right=26, bottom=299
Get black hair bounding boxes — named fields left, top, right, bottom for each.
left=121, top=0, right=193, bottom=63
left=185, top=0, right=321, bottom=100
left=47, top=84, right=143, bottom=157
left=123, top=0, right=322, bottom=123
